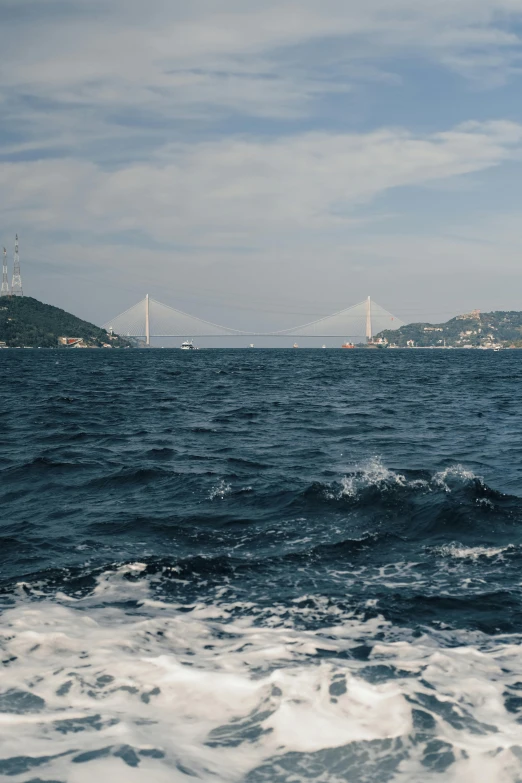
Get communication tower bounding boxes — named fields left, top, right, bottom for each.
left=11, top=235, right=23, bottom=296
left=1, top=248, right=8, bottom=296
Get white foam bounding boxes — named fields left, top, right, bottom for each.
left=208, top=479, right=231, bottom=500
left=339, top=456, right=410, bottom=497
left=337, top=456, right=433, bottom=499
left=433, top=464, right=480, bottom=492
left=337, top=458, right=482, bottom=500
left=435, top=543, right=513, bottom=560
left=264, top=670, right=411, bottom=752
left=1, top=566, right=522, bottom=782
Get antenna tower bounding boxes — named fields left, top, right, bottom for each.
left=1, top=248, right=8, bottom=296
left=11, top=235, right=23, bottom=296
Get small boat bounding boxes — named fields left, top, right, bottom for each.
left=322, top=345, right=326, bottom=349
left=293, top=343, right=298, bottom=348
left=249, top=344, right=254, bottom=348
left=181, top=340, right=198, bottom=350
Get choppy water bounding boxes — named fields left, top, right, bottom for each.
left=2, top=349, right=522, bottom=782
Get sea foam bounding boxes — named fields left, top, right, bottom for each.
left=1, top=565, right=522, bottom=782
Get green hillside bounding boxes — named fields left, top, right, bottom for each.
left=0, top=296, right=133, bottom=348
left=377, top=310, right=522, bottom=348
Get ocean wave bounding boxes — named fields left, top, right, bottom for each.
left=337, top=458, right=424, bottom=498
left=1, top=565, right=522, bottom=782
left=433, top=543, right=516, bottom=560
left=297, top=459, right=516, bottom=528
left=2, top=456, right=88, bottom=476
left=208, top=479, right=232, bottom=501
left=86, top=466, right=174, bottom=488
left=335, top=458, right=493, bottom=500
left=145, top=447, right=177, bottom=459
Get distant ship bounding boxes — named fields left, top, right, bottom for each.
left=341, top=342, right=355, bottom=349
left=181, top=340, right=198, bottom=350
left=293, top=343, right=298, bottom=348
left=249, top=344, right=254, bottom=348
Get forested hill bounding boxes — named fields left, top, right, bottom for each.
left=0, top=297, right=133, bottom=348
left=377, top=311, right=522, bottom=348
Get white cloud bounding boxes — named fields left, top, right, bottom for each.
left=3, top=0, right=522, bottom=325
left=2, top=0, right=522, bottom=132
left=2, top=121, right=520, bottom=246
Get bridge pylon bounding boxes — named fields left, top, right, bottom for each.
left=145, top=294, right=150, bottom=346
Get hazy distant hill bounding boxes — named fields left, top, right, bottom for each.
left=0, top=296, right=133, bottom=348
left=377, top=311, right=522, bottom=348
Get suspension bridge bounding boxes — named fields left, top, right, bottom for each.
left=103, top=295, right=405, bottom=345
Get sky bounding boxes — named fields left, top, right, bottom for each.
left=2, top=0, right=522, bottom=333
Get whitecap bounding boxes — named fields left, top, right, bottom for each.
left=208, top=479, right=231, bottom=500
left=338, top=457, right=428, bottom=499
left=434, top=543, right=514, bottom=560
left=1, top=567, right=522, bottom=781
left=432, top=464, right=480, bottom=492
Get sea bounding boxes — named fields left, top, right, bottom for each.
left=2, top=349, right=522, bottom=783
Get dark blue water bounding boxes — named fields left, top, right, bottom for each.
left=2, top=350, right=522, bottom=782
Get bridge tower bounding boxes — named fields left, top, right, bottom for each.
left=145, top=294, right=150, bottom=346
left=11, top=235, right=23, bottom=296
left=1, top=248, right=8, bottom=296
left=366, top=296, right=372, bottom=342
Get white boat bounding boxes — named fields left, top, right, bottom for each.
left=322, top=345, right=326, bottom=349
left=249, top=344, right=254, bottom=348
left=181, top=340, right=198, bottom=350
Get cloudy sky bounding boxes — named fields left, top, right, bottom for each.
left=2, top=0, right=522, bottom=330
